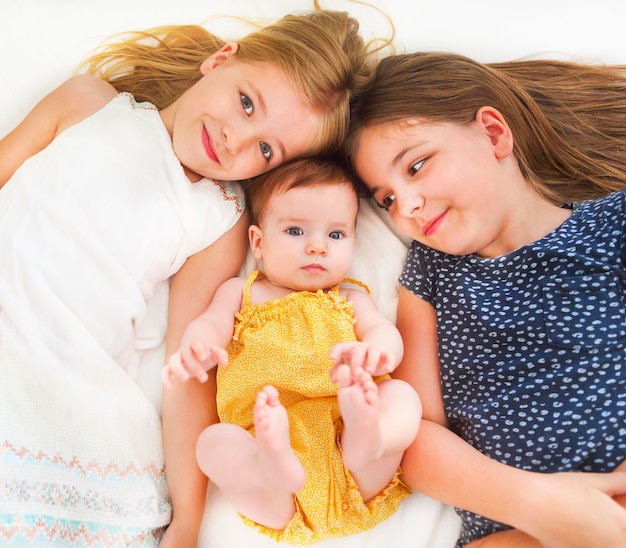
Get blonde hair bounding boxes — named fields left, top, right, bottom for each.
left=83, top=8, right=381, bottom=157
left=348, top=52, right=626, bottom=204
left=246, top=158, right=356, bottom=225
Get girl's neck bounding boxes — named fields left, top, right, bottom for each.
left=479, top=186, right=572, bottom=258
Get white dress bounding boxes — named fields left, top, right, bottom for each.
left=0, top=93, right=245, bottom=546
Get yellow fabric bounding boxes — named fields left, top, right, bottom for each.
left=216, top=271, right=411, bottom=545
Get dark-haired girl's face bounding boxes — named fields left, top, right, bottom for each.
left=354, top=118, right=523, bottom=258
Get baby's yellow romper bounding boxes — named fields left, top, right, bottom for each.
left=216, top=270, right=411, bottom=544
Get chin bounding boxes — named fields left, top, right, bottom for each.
left=423, top=240, right=472, bottom=257
left=296, top=276, right=334, bottom=293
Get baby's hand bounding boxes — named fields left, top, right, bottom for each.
left=161, top=341, right=228, bottom=388
left=329, top=341, right=396, bottom=379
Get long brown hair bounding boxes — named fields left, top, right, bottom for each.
left=348, top=52, right=626, bottom=203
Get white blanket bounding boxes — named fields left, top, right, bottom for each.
left=2, top=1, right=624, bottom=547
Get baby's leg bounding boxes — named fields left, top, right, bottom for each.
left=337, top=365, right=421, bottom=501
left=253, top=385, right=306, bottom=493
left=196, top=385, right=305, bottom=530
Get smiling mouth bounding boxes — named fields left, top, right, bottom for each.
left=201, top=127, right=219, bottom=164
left=423, top=210, right=447, bottom=236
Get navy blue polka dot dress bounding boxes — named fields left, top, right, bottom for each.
left=399, top=190, right=626, bottom=546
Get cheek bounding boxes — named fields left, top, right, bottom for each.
left=336, top=243, right=355, bottom=272
left=390, top=210, right=420, bottom=240
left=233, top=154, right=266, bottom=180
left=270, top=239, right=299, bottom=262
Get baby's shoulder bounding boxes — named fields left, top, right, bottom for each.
left=211, top=276, right=249, bottom=315
left=219, top=276, right=248, bottom=297
left=341, top=285, right=375, bottom=309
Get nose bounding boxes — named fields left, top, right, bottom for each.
left=222, top=123, right=252, bottom=155
left=306, top=236, right=327, bottom=256
left=396, top=188, right=425, bottom=218
left=222, top=126, right=239, bottom=154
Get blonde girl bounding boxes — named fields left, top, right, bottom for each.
left=0, top=8, right=376, bottom=547
left=348, top=52, right=626, bottom=547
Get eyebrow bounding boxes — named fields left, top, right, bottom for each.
left=368, top=147, right=410, bottom=194
left=368, top=140, right=427, bottom=196
left=248, top=80, right=287, bottom=161
left=392, top=147, right=410, bottom=167
left=392, top=139, right=428, bottom=167
left=277, top=215, right=353, bottom=228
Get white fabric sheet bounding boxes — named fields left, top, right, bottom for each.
left=2, top=1, right=625, bottom=546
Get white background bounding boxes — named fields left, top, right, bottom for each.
left=2, top=0, right=626, bottom=137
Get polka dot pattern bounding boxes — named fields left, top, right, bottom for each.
left=400, top=190, right=626, bottom=546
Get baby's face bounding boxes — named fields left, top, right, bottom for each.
left=252, top=182, right=358, bottom=292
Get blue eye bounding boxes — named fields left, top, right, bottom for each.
left=409, top=159, right=425, bottom=176
left=241, top=94, right=253, bottom=115
left=329, top=231, right=343, bottom=240
left=286, top=227, right=302, bottom=236
left=259, top=141, right=272, bottom=160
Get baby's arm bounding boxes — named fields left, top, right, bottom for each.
left=330, top=288, right=403, bottom=378
left=0, top=74, right=116, bottom=188
left=162, top=276, right=245, bottom=387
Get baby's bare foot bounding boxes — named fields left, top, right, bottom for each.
left=254, top=385, right=305, bottom=493
left=336, top=365, right=382, bottom=471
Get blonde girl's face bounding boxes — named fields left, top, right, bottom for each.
left=160, top=43, right=321, bottom=182
left=249, top=183, right=358, bottom=293
left=353, top=112, right=520, bottom=258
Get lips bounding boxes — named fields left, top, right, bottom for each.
left=423, top=210, right=447, bottom=236
left=303, top=264, right=326, bottom=274
left=201, top=126, right=219, bottom=164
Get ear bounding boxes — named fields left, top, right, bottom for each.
left=248, top=224, right=264, bottom=260
left=200, top=42, right=240, bottom=75
left=475, top=106, right=514, bottom=159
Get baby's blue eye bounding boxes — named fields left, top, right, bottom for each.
left=286, top=227, right=302, bottom=236
left=259, top=141, right=272, bottom=160
left=329, top=231, right=343, bottom=240
left=241, top=94, right=253, bottom=115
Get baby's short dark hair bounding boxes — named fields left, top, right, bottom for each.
left=246, top=157, right=357, bottom=225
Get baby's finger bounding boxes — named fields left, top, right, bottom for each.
left=377, top=351, right=395, bottom=374
left=190, top=341, right=209, bottom=364
left=344, top=344, right=367, bottom=369
left=208, top=346, right=229, bottom=367
left=386, top=352, right=397, bottom=372
left=178, top=348, right=202, bottom=380
left=165, top=353, right=191, bottom=382
left=185, top=343, right=210, bottom=382
left=329, top=343, right=351, bottom=364
left=362, top=346, right=382, bottom=373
